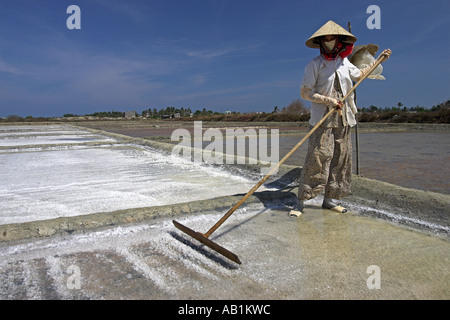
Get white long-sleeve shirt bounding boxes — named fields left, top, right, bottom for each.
left=301, top=55, right=361, bottom=127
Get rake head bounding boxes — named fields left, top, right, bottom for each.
left=173, top=220, right=242, bottom=265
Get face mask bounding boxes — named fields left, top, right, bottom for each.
left=324, top=39, right=336, bottom=51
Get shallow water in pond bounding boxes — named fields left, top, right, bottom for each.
left=105, top=124, right=450, bottom=194
left=278, top=130, right=450, bottom=194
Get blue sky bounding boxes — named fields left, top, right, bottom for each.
left=0, top=0, right=449, bottom=117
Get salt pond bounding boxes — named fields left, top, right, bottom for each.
left=0, top=125, right=260, bottom=225
left=0, top=124, right=449, bottom=300
left=0, top=125, right=115, bottom=146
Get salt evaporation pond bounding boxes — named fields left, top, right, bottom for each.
left=1, top=124, right=449, bottom=300
left=0, top=125, right=115, bottom=146
left=0, top=125, right=259, bottom=225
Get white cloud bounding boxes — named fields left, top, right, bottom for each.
left=188, top=74, right=208, bottom=86
left=184, top=43, right=263, bottom=59
left=185, top=47, right=237, bottom=59
left=0, top=57, right=26, bottom=76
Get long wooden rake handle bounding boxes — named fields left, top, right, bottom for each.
left=203, top=51, right=389, bottom=238
left=204, top=107, right=333, bottom=237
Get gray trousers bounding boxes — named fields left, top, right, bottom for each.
left=298, top=124, right=352, bottom=201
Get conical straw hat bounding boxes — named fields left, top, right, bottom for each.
left=305, top=20, right=357, bottom=48
left=351, top=44, right=379, bottom=58
left=349, top=44, right=379, bottom=65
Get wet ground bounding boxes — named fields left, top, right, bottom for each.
left=1, top=202, right=449, bottom=299
left=0, top=122, right=449, bottom=300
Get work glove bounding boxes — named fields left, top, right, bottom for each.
left=301, top=87, right=343, bottom=110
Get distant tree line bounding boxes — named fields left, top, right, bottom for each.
left=142, top=106, right=193, bottom=118
left=186, top=99, right=311, bottom=122
left=358, top=100, right=450, bottom=123
left=63, top=111, right=125, bottom=118
left=2, top=100, right=449, bottom=123
left=141, top=106, right=241, bottom=118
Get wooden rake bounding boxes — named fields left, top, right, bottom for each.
left=173, top=51, right=390, bottom=265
